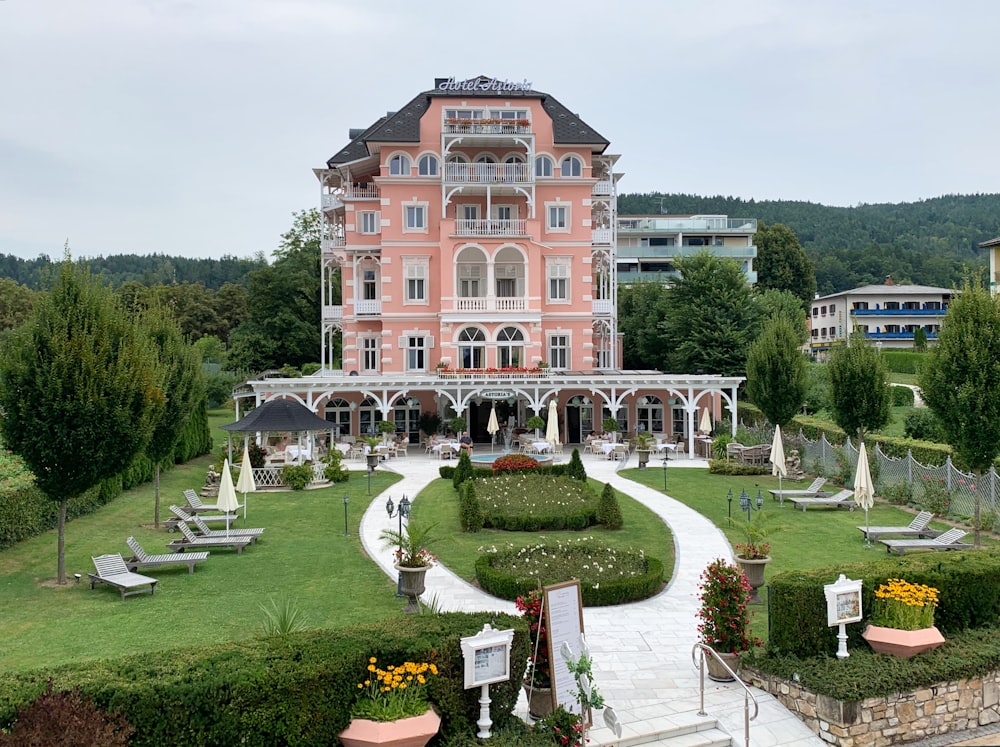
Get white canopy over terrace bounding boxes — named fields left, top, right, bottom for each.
left=234, top=370, right=743, bottom=458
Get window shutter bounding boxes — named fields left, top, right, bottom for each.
left=398, top=336, right=407, bottom=349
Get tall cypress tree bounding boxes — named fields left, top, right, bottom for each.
left=746, top=315, right=808, bottom=427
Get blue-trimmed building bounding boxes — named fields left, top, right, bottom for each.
left=809, top=279, right=954, bottom=355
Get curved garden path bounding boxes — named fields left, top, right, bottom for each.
left=359, top=451, right=822, bottom=747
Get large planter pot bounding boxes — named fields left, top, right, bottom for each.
left=735, top=556, right=771, bottom=604
left=862, top=624, right=945, bottom=659
left=704, top=650, right=740, bottom=682
left=636, top=449, right=650, bottom=469
left=395, top=564, right=429, bottom=614
left=523, top=683, right=554, bottom=719
left=338, top=709, right=440, bottom=747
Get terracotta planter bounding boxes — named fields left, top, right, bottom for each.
left=338, top=709, right=440, bottom=747
left=735, top=556, right=771, bottom=604
left=395, top=564, right=429, bottom=614
left=862, top=624, right=945, bottom=658
left=523, top=683, right=554, bottom=719
left=704, top=650, right=740, bottom=682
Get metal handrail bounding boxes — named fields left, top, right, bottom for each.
left=691, top=643, right=758, bottom=747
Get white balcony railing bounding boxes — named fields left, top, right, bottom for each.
left=444, top=162, right=532, bottom=184
left=321, top=194, right=343, bottom=211
left=355, top=300, right=381, bottom=315
left=455, top=219, right=526, bottom=237
left=592, top=228, right=613, bottom=245
left=592, top=180, right=614, bottom=196
left=592, top=299, right=614, bottom=315
left=322, top=305, right=344, bottom=321
left=454, top=297, right=527, bottom=312
left=321, top=237, right=346, bottom=251
left=345, top=184, right=380, bottom=200
left=442, top=121, right=532, bottom=136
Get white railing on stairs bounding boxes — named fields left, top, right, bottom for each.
left=691, top=643, right=758, bottom=747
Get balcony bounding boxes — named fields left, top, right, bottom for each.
left=442, top=120, right=532, bottom=136
left=592, top=180, right=614, bottom=196
left=592, top=228, right=613, bottom=245
left=618, top=217, right=758, bottom=233
left=444, top=162, right=532, bottom=185
left=344, top=184, right=380, bottom=200
left=322, top=305, right=343, bottom=321
left=866, top=331, right=939, bottom=340
left=592, top=299, right=614, bottom=315
left=321, top=237, right=346, bottom=252
left=321, top=194, right=343, bottom=211
left=454, top=297, right=528, bottom=313
left=354, top=300, right=382, bottom=315
left=851, top=308, right=946, bottom=316
left=454, top=219, right=527, bottom=237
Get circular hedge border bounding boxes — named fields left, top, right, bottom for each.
left=475, top=542, right=664, bottom=606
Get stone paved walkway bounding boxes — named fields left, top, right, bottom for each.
left=359, top=449, right=823, bottom=747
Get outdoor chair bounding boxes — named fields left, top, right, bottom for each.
left=857, top=511, right=941, bottom=542
left=165, top=521, right=253, bottom=554
left=125, top=536, right=208, bottom=574
left=611, top=443, right=629, bottom=462
left=725, top=442, right=745, bottom=462
left=184, top=489, right=241, bottom=515
left=880, top=527, right=973, bottom=555
left=769, top=477, right=828, bottom=501
left=438, top=443, right=455, bottom=460
left=189, top=514, right=263, bottom=542
left=166, top=505, right=239, bottom=533
left=349, top=442, right=366, bottom=460
left=88, top=554, right=157, bottom=601
left=785, top=488, right=855, bottom=512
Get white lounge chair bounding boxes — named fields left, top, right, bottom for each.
left=184, top=488, right=242, bottom=515
left=89, top=554, right=157, bottom=601
left=125, top=536, right=208, bottom=574
left=769, top=477, right=828, bottom=501
left=858, top=511, right=940, bottom=542
left=785, top=489, right=855, bottom=512
left=881, top=528, right=973, bottom=555
left=165, top=521, right=253, bottom=554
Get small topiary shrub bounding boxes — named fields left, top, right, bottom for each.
left=453, top=450, right=474, bottom=489
left=891, top=385, right=915, bottom=407
left=281, top=464, right=314, bottom=490
left=596, top=482, right=623, bottom=529
left=458, top=481, right=484, bottom=532
left=565, top=448, right=587, bottom=482
left=0, top=681, right=135, bottom=747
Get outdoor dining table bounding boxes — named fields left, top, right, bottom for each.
left=286, top=444, right=312, bottom=461
left=654, top=442, right=677, bottom=453
left=530, top=442, right=553, bottom=453
left=430, top=441, right=461, bottom=453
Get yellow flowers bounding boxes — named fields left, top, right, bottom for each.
left=352, top=657, right=440, bottom=722
left=871, top=578, right=939, bottom=631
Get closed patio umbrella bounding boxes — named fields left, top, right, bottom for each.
left=545, top=399, right=560, bottom=446
left=217, top=458, right=241, bottom=537
left=699, top=407, right=712, bottom=436
left=770, top=425, right=787, bottom=507
left=235, top=440, right=256, bottom=520
left=854, top=442, right=876, bottom=547
left=487, top=405, right=500, bottom=451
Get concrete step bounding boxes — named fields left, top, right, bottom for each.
left=589, top=714, right=732, bottom=747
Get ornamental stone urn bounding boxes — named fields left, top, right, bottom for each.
left=395, top=564, right=429, bottom=614
left=735, top=556, right=771, bottom=604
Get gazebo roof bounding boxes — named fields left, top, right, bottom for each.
left=221, top=398, right=333, bottom=433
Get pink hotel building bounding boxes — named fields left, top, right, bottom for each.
left=245, top=76, right=742, bottom=453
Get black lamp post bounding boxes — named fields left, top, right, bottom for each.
left=727, top=488, right=733, bottom=518
left=366, top=448, right=379, bottom=495
left=386, top=495, right=411, bottom=597
left=342, top=493, right=350, bottom=537
left=738, top=488, right=763, bottom=522
left=662, top=451, right=669, bottom=492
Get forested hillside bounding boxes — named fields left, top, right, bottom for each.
left=618, top=193, right=1000, bottom=295
left=0, top=252, right=265, bottom=290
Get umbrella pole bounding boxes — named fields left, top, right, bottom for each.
left=864, top=507, right=872, bottom=548
left=778, top=473, right=783, bottom=508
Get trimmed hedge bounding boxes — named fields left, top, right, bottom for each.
left=0, top=613, right=527, bottom=746
left=708, top=459, right=767, bottom=476
left=891, top=385, right=915, bottom=406
left=767, top=547, right=1000, bottom=659
left=882, top=349, right=927, bottom=375
left=475, top=545, right=664, bottom=606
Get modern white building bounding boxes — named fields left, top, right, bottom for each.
left=616, top=215, right=758, bottom=284
left=809, top=279, right=953, bottom=355
left=981, top=235, right=1000, bottom=295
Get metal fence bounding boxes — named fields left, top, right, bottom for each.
left=732, top=423, right=998, bottom=531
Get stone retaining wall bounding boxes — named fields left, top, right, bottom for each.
left=744, top=668, right=1000, bottom=746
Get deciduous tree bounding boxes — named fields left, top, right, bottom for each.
left=920, top=277, right=1000, bottom=545
left=754, top=223, right=817, bottom=308
left=0, top=262, right=164, bottom=583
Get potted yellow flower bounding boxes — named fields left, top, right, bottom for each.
left=338, top=655, right=441, bottom=747
left=862, top=578, right=944, bottom=658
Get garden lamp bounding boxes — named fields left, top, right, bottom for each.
left=386, top=495, right=411, bottom=597
left=726, top=488, right=733, bottom=518
left=342, top=493, right=349, bottom=537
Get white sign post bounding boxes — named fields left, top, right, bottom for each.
left=460, top=624, right=515, bottom=739
left=824, top=574, right=863, bottom=659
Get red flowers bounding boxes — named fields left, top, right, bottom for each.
left=696, top=558, right=762, bottom=653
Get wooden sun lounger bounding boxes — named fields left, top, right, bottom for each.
left=125, top=536, right=208, bottom=574
left=769, top=477, right=827, bottom=501
left=165, top=522, right=253, bottom=554
left=183, top=488, right=241, bottom=515
left=785, top=489, right=855, bottom=512
left=881, top=528, right=973, bottom=555
left=89, top=554, right=157, bottom=600
left=168, top=506, right=263, bottom=542
left=858, top=511, right=940, bottom=541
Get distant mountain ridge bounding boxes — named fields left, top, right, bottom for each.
left=618, top=192, right=1000, bottom=295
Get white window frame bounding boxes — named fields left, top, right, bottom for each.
left=418, top=154, right=439, bottom=176
left=496, top=327, right=525, bottom=369
left=460, top=204, right=480, bottom=221
left=548, top=334, right=570, bottom=369
left=560, top=155, right=582, bottom=177
left=403, top=202, right=428, bottom=233
left=403, top=259, right=428, bottom=305
left=546, top=202, right=570, bottom=233
left=547, top=257, right=571, bottom=303
left=360, top=336, right=380, bottom=372
left=458, top=327, right=487, bottom=369
left=403, top=336, right=428, bottom=372
left=359, top=211, right=380, bottom=235
left=389, top=154, right=411, bottom=176
left=535, top=155, right=553, bottom=178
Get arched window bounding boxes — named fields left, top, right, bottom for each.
left=324, top=397, right=352, bottom=438
left=389, top=154, right=411, bottom=176
left=458, top=327, right=486, bottom=369
left=456, top=246, right=487, bottom=299
left=560, top=156, right=582, bottom=177
left=474, top=154, right=497, bottom=164
left=418, top=154, right=439, bottom=176
left=636, top=395, right=664, bottom=435
left=535, top=155, right=553, bottom=178
left=358, top=396, right=380, bottom=436
left=496, top=326, right=525, bottom=368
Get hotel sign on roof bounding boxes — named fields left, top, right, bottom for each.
left=436, top=77, right=533, bottom=93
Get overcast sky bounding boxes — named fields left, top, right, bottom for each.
left=2, top=0, right=997, bottom=261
